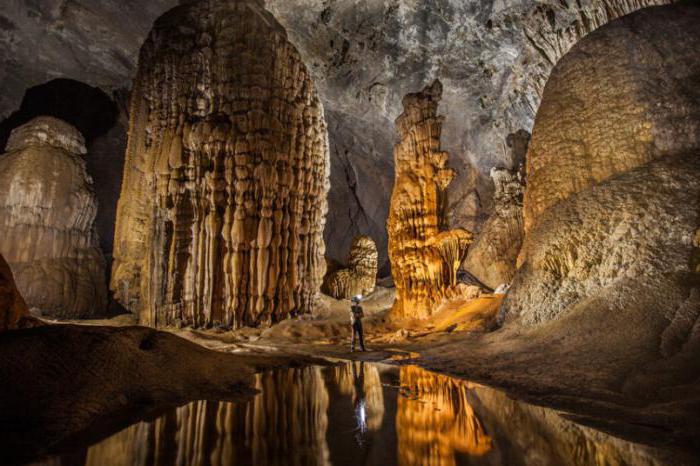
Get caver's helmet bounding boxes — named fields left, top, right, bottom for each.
left=351, top=295, right=362, bottom=304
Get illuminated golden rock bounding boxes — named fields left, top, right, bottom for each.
left=0, top=254, right=30, bottom=332
left=0, top=117, right=107, bottom=318
left=387, top=81, right=473, bottom=319
left=322, top=235, right=377, bottom=299
left=111, top=0, right=330, bottom=328
left=397, top=366, right=492, bottom=466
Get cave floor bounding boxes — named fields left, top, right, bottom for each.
left=7, top=288, right=699, bottom=465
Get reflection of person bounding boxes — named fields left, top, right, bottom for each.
left=351, top=361, right=368, bottom=444
left=350, top=296, right=366, bottom=352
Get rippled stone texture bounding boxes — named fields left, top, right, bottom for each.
left=322, top=235, right=378, bottom=299
left=387, top=81, right=473, bottom=319
left=522, top=4, right=700, bottom=231
left=111, top=0, right=330, bottom=328
left=0, top=117, right=107, bottom=318
left=0, top=254, right=29, bottom=331
left=504, top=4, right=700, bottom=326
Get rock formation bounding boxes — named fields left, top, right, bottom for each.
left=0, top=117, right=107, bottom=318
left=464, top=131, right=529, bottom=289
left=0, top=1, right=666, bottom=272
left=387, top=81, right=473, bottom=319
left=504, top=4, right=700, bottom=326
left=322, top=235, right=378, bottom=299
left=111, top=0, right=330, bottom=329
left=0, top=254, right=30, bottom=332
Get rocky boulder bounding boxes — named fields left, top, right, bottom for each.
left=503, top=4, right=700, bottom=327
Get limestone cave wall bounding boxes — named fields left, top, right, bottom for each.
left=111, top=0, right=330, bottom=329
left=0, top=117, right=107, bottom=318
left=503, top=4, right=700, bottom=327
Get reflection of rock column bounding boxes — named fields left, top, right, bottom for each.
left=249, top=367, right=330, bottom=465
left=111, top=0, right=330, bottom=329
left=387, top=81, right=473, bottom=319
left=0, top=117, right=107, bottom=318
left=86, top=366, right=330, bottom=466
left=396, top=366, right=492, bottom=466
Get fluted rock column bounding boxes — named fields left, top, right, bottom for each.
left=111, top=0, right=330, bottom=328
left=0, top=117, right=107, bottom=318
left=387, top=81, right=473, bottom=319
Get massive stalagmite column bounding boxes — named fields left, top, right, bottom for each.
left=111, top=0, right=330, bottom=328
left=387, top=81, right=473, bottom=319
left=0, top=117, right=107, bottom=318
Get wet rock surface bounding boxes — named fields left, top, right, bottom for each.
left=0, top=117, right=107, bottom=318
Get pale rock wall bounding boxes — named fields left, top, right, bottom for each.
left=503, top=4, right=700, bottom=326
left=387, top=81, right=473, bottom=319
left=0, top=116, right=107, bottom=318
left=111, top=0, right=330, bottom=329
left=523, top=3, right=700, bottom=230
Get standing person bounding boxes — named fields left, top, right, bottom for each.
left=350, top=296, right=366, bottom=352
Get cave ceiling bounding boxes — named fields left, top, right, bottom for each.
left=0, top=0, right=668, bottom=268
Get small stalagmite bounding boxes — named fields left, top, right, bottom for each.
left=387, top=81, right=473, bottom=319
left=322, top=235, right=378, bottom=299
left=0, top=117, right=107, bottom=319
left=111, top=0, right=330, bottom=328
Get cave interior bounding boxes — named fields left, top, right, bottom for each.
left=0, top=1, right=698, bottom=465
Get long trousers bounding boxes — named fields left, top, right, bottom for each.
left=351, top=322, right=365, bottom=351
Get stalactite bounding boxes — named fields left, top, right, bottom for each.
left=0, top=117, right=107, bottom=318
left=110, top=0, right=330, bottom=329
left=387, top=81, right=473, bottom=319
left=322, top=235, right=378, bottom=299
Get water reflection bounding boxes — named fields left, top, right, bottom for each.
left=33, top=363, right=668, bottom=466
left=397, top=367, right=492, bottom=465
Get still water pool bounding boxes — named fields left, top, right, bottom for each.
left=31, top=362, right=666, bottom=466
